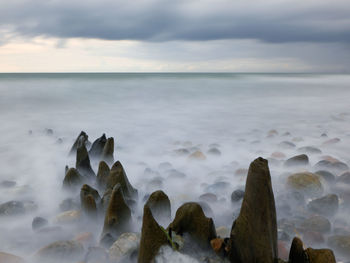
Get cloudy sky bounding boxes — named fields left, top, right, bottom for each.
left=0, top=0, right=349, bottom=72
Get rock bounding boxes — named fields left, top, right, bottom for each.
left=97, top=161, right=110, bottom=191
left=210, top=238, right=225, bottom=255
left=0, top=252, right=24, bottom=263
left=303, top=231, right=324, bottom=244
left=45, top=128, right=54, bottom=135
left=35, top=240, right=84, bottom=263
left=0, top=201, right=25, bottom=216
left=74, top=232, right=94, bottom=247
left=76, top=144, right=95, bottom=178
left=0, top=180, right=16, bottom=188
left=168, top=202, right=216, bottom=249
left=59, top=198, right=80, bottom=211
left=102, top=184, right=132, bottom=238
left=288, top=237, right=307, bottom=263
left=305, top=247, right=336, bottom=263
left=145, top=190, right=171, bottom=226
left=307, top=194, right=339, bottom=216
left=102, top=137, right=114, bottom=165
left=89, top=133, right=107, bottom=158
left=279, top=141, right=296, bottom=149
left=322, top=138, right=340, bottom=145
left=32, top=216, right=48, bottom=231
left=54, top=210, right=81, bottom=224
left=100, top=233, right=115, bottom=249
left=207, top=148, right=221, bottom=156
left=188, top=150, right=207, bottom=160
left=174, top=148, right=190, bottom=156
left=205, top=181, right=231, bottom=194
left=284, top=154, right=309, bottom=167
left=63, top=167, right=82, bottom=190
left=84, top=247, right=109, bottom=263
left=228, top=157, right=277, bottom=263
left=109, top=232, right=140, bottom=262
left=327, top=235, right=350, bottom=258
left=315, top=170, right=335, bottom=184
left=70, top=131, right=89, bottom=155
left=337, top=171, right=350, bottom=184
left=268, top=129, right=278, bottom=136
left=231, top=189, right=244, bottom=203
left=286, top=172, right=323, bottom=197
left=166, top=169, right=186, bottom=179
left=81, top=194, right=97, bottom=219
left=278, top=240, right=289, bottom=260
left=314, top=159, right=349, bottom=174
left=199, top=193, right=218, bottom=203
left=298, top=146, right=322, bottom=154
left=300, top=215, right=331, bottom=233
left=107, top=161, right=138, bottom=200
left=80, top=184, right=101, bottom=203
left=271, top=152, right=286, bottom=159
left=138, top=205, right=169, bottom=263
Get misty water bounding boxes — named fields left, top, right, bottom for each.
left=0, top=73, right=350, bottom=262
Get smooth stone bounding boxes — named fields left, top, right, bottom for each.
left=205, top=181, right=231, bottom=194
left=298, top=146, right=322, bottom=154
left=305, top=247, right=336, bottom=263
left=337, top=171, right=350, bottom=184
left=279, top=141, right=296, bottom=149
left=174, top=148, right=190, bottom=156
left=286, top=172, right=323, bottom=197
left=0, top=201, right=25, bottom=216
left=74, top=232, right=94, bottom=247
left=284, top=154, right=309, bottom=167
left=231, top=189, right=244, bottom=203
left=322, top=138, right=340, bottom=145
left=314, top=159, right=349, bottom=174
left=109, top=232, right=140, bottom=262
left=307, top=194, right=339, bottom=216
left=300, top=215, right=331, bottom=233
left=166, top=169, right=186, bottom=179
left=35, top=240, right=84, bottom=263
left=327, top=235, right=350, bottom=258
left=207, top=148, right=221, bottom=156
left=199, top=193, right=218, bottom=203
left=315, top=170, right=335, bottom=184
left=188, top=150, right=207, bottom=160
left=32, top=216, right=48, bottom=231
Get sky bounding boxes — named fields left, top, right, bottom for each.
left=0, top=0, right=350, bottom=72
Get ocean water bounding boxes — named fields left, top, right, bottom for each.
left=0, top=73, right=350, bottom=262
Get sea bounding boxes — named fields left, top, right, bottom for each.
left=0, top=73, right=350, bottom=262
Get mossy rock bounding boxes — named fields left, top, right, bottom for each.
left=97, top=161, right=110, bottom=191
left=145, top=190, right=171, bottom=226
left=63, top=167, right=82, bottom=191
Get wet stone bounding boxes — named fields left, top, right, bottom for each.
left=32, top=216, right=48, bottom=231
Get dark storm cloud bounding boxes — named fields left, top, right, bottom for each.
left=1, top=0, right=350, bottom=43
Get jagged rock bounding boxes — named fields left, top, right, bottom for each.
left=102, top=184, right=132, bottom=238
left=70, top=131, right=89, bottom=155
left=35, top=240, right=84, bottom=263
left=102, top=137, right=114, bottom=165
left=228, top=157, right=277, bottom=263
left=289, top=237, right=307, bottom=263
left=89, top=134, right=107, bottom=158
left=168, top=202, right=216, bottom=249
left=76, top=144, right=95, bottom=178
left=231, top=189, right=244, bottom=203
left=300, top=215, right=331, bottom=233
left=0, top=252, right=24, bottom=263
left=63, top=167, right=83, bottom=190
left=138, top=205, right=169, bottom=263
left=307, top=194, right=339, bottom=216
left=0, top=201, right=25, bottom=216
left=305, top=248, right=336, bottom=263
left=327, top=235, right=350, bottom=258
left=32, top=216, right=48, bottom=231
left=284, top=154, right=309, bottom=167
left=80, top=184, right=101, bottom=203
left=109, top=232, right=140, bottom=262
left=145, top=190, right=171, bottom=226
left=286, top=172, right=323, bottom=197
left=97, top=161, right=110, bottom=191
left=298, top=146, right=322, bottom=154
left=107, top=161, right=137, bottom=200
left=101, top=188, right=113, bottom=211
left=84, top=247, right=109, bottom=263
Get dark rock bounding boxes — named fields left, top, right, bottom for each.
left=32, top=217, right=48, bottom=231
left=76, top=144, right=95, bottom=178
left=145, top=190, right=171, bottom=226
left=0, top=201, right=25, bottom=216
left=314, top=159, right=349, bottom=174
left=199, top=193, right=218, bottom=203
left=81, top=194, right=97, bottom=219
left=288, top=237, right=307, bottom=263
left=284, top=154, right=309, bottom=167
left=69, top=131, right=89, bottom=155
left=102, top=137, right=114, bottom=165
left=138, top=205, right=169, bottom=263
left=0, top=180, right=16, bottom=188
left=35, top=240, right=84, bottom=263
left=102, top=184, right=132, bottom=238
left=300, top=215, right=331, bottom=233
left=168, top=202, right=216, bottom=249
left=62, top=167, right=82, bottom=190
left=45, top=128, right=53, bottom=135
left=80, top=184, right=101, bottom=203
left=305, top=247, right=336, bottom=263
left=231, top=190, right=244, bottom=203
left=307, top=194, right=339, bottom=216
left=228, top=157, right=277, bottom=263
left=286, top=172, right=323, bottom=197
left=298, top=146, right=322, bottom=154
left=97, top=161, right=110, bottom=191
left=315, top=170, right=335, bottom=184
left=89, top=134, right=107, bottom=158
left=107, top=161, right=137, bottom=200
left=84, top=247, right=109, bottom=263
left=207, top=148, right=221, bottom=156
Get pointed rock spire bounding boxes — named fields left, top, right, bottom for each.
left=69, top=131, right=89, bottom=155
left=89, top=133, right=107, bottom=158
left=76, top=144, right=95, bottom=178
left=102, top=137, right=114, bottom=165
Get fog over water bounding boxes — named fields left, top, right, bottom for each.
left=0, top=73, right=350, bottom=262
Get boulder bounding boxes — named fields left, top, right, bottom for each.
left=62, top=167, right=82, bottom=190
left=35, top=240, right=84, bottom=263
left=0, top=201, right=25, bottom=216
left=102, top=137, right=114, bottom=165
left=145, top=190, right=171, bottom=226
left=307, top=194, right=339, bottom=216
left=284, top=154, right=309, bottom=167
left=97, top=161, right=110, bottom=191
left=188, top=150, right=207, bottom=160
left=107, top=161, right=137, bottom=200
left=168, top=202, right=216, bottom=249
left=80, top=184, right=101, bottom=203
left=336, top=171, right=350, bottom=184
left=102, top=184, right=132, bottom=238
left=0, top=252, right=24, bottom=263
left=305, top=248, right=336, bottom=263
left=286, top=172, right=323, bottom=197
left=298, top=146, right=322, bottom=154
left=231, top=189, right=244, bottom=203
left=138, top=205, right=169, bottom=263
left=315, top=170, right=335, bottom=184
left=89, top=134, right=107, bottom=158
left=32, top=216, right=48, bottom=231
left=300, top=215, right=331, bottom=233
left=69, top=131, right=89, bottom=155
left=327, top=235, right=350, bottom=258
left=288, top=237, right=307, bottom=263
left=207, top=148, right=221, bottom=156
left=228, top=157, right=277, bottom=263
left=314, top=159, right=349, bottom=174
left=76, top=144, right=95, bottom=178
left=109, top=232, right=140, bottom=262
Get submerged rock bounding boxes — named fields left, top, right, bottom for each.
left=76, top=144, right=95, bottom=178
left=109, top=232, right=140, bottom=263
left=300, top=215, right=331, bottom=233
left=102, top=184, right=132, bottom=238
left=89, top=133, right=107, bottom=158
left=63, top=167, right=83, bottom=190
left=286, top=172, right=323, bottom=197
left=70, top=131, right=89, bottom=155
left=307, top=194, right=339, bottom=216
left=0, top=201, right=25, bottom=216
left=315, top=170, right=335, bottom=184
left=102, top=137, right=114, bottom=165
left=327, top=235, right=350, bottom=258
left=145, top=190, right=171, bottom=226
left=231, top=189, right=244, bottom=203
left=0, top=252, right=24, bottom=263
left=314, top=159, right=349, bottom=174
left=168, top=202, right=216, bottom=249
left=207, top=147, right=221, bottom=156
left=97, top=161, right=110, bottom=191
left=228, top=157, right=277, bottom=263
left=138, top=205, right=169, bottom=263
left=32, top=216, right=48, bottom=231
left=298, top=146, right=322, bottom=154
left=84, top=246, right=109, bottom=263
left=35, top=240, right=84, bottom=263
left=284, top=154, right=309, bottom=167
left=188, top=150, right=207, bottom=160
left=107, top=161, right=138, bottom=200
